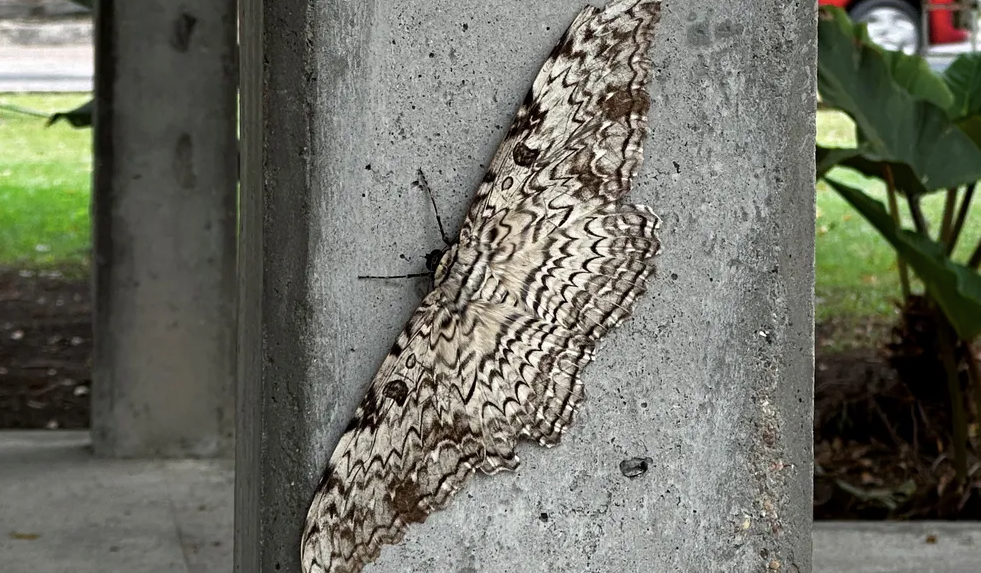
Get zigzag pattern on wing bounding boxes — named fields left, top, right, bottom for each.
left=301, top=295, right=599, bottom=573
left=301, top=2, right=664, bottom=573
left=460, top=0, right=660, bottom=241
left=487, top=200, right=661, bottom=342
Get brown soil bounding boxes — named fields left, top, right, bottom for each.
left=1, top=267, right=979, bottom=519
left=0, top=268, right=91, bottom=429
left=814, top=317, right=981, bottom=520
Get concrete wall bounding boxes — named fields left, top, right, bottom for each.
left=90, top=0, right=237, bottom=457
left=237, top=0, right=815, bottom=571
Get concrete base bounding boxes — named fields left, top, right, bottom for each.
left=2, top=431, right=979, bottom=573
left=0, top=432, right=231, bottom=573
left=813, top=521, right=981, bottom=573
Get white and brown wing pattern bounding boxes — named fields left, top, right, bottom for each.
left=301, top=1, right=662, bottom=573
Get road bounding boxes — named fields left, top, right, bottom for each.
left=0, top=45, right=92, bottom=93
left=0, top=27, right=977, bottom=93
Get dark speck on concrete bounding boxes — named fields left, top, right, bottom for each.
left=686, top=21, right=711, bottom=47
left=715, top=21, right=744, bottom=40
left=620, top=456, right=654, bottom=479
left=170, top=12, right=198, bottom=53
left=173, top=133, right=196, bottom=189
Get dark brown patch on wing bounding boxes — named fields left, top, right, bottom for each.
left=565, top=147, right=604, bottom=198
left=601, top=89, right=651, bottom=122
left=383, top=379, right=410, bottom=406
left=512, top=142, right=540, bottom=167
left=390, top=478, right=428, bottom=524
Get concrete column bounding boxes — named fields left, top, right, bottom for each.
left=90, top=0, right=237, bottom=457
left=237, top=0, right=814, bottom=571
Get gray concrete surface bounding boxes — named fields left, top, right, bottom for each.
left=89, top=0, right=237, bottom=457
left=3, top=431, right=981, bottom=573
left=237, top=0, right=813, bottom=572
left=0, top=431, right=232, bottom=573
left=813, top=521, right=981, bottom=573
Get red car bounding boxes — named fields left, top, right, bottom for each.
left=820, top=0, right=971, bottom=54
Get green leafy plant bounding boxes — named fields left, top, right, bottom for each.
left=817, top=6, right=981, bottom=484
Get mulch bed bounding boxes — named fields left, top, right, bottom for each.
left=1, top=267, right=979, bottom=518
left=0, top=268, right=90, bottom=429
left=814, top=319, right=981, bottom=519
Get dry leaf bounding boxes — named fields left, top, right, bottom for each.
left=10, top=531, right=40, bottom=540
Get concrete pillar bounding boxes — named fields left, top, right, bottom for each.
left=90, top=0, right=237, bottom=457
left=236, top=0, right=814, bottom=571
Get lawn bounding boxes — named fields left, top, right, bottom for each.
left=0, top=94, right=92, bottom=272
left=1, top=94, right=979, bottom=326
left=816, top=111, right=981, bottom=322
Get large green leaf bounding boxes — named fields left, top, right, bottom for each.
left=823, top=177, right=981, bottom=341
left=816, top=145, right=861, bottom=179
left=816, top=144, right=929, bottom=196
left=879, top=44, right=954, bottom=111
left=46, top=99, right=92, bottom=129
left=957, top=116, right=981, bottom=151
left=817, top=6, right=981, bottom=194
left=943, top=53, right=981, bottom=120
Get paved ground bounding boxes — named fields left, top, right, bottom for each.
left=1, top=431, right=231, bottom=573
left=2, top=431, right=980, bottom=573
left=0, top=44, right=92, bottom=92
left=814, top=521, right=981, bottom=573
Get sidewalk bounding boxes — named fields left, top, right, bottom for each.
left=0, top=44, right=91, bottom=92
left=0, top=18, right=92, bottom=92
left=1, top=431, right=231, bottom=573
left=2, top=431, right=980, bottom=573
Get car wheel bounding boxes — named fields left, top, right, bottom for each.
left=849, top=0, right=922, bottom=55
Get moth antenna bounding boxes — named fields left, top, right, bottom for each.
left=357, top=272, right=430, bottom=280
left=414, top=169, right=452, bottom=245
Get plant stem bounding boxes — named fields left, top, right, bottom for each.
left=969, top=238, right=981, bottom=270
left=883, top=165, right=911, bottom=302
left=938, top=315, right=968, bottom=483
left=965, top=341, right=981, bottom=433
left=948, top=183, right=975, bottom=256
left=0, top=102, right=49, bottom=118
left=940, top=187, right=957, bottom=245
left=908, top=195, right=930, bottom=236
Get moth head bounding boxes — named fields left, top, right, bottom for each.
left=424, top=248, right=443, bottom=275
left=426, top=244, right=457, bottom=286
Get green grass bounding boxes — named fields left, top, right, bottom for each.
left=815, top=110, right=981, bottom=323
left=1, top=94, right=979, bottom=330
left=0, top=94, right=92, bottom=272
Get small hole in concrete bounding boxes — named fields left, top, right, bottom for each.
left=620, top=456, right=653, bottom=478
